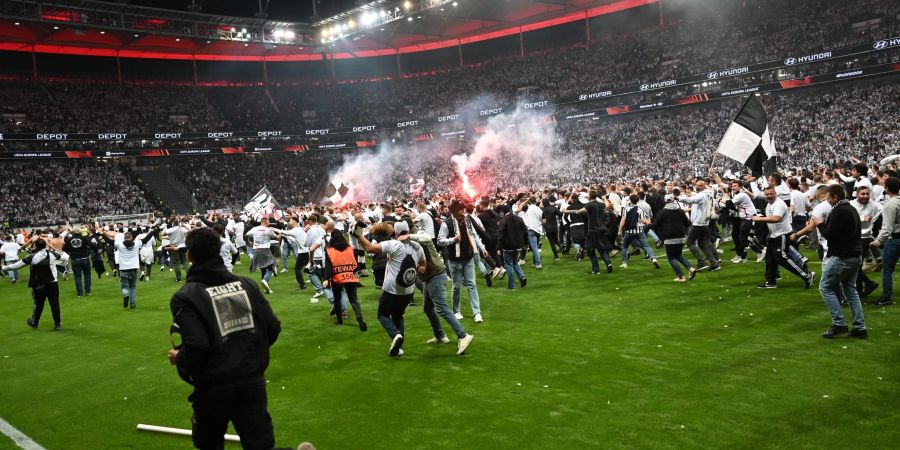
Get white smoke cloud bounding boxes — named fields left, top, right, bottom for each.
left=325, top=103, right=573, bottom=203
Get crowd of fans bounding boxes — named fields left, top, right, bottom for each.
left=0, top=78, right=897, bottom=224
left=1, top=0, right=897, bottom=136
left=0, top=160, right=159, bottom=227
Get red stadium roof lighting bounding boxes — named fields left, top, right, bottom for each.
left=0, top=0, right=657, bottom=62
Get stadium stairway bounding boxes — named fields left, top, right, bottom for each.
left=134, top=166, right=197, bottom=215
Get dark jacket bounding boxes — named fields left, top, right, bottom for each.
left=170, top=258, right=281, bottom=389
left=823, top=200, right=862, bottom=258
left=649, top=204, right=691, bottom=241
left=499, top=213, right=528, bottom=250
left=478, top=209, right=501, bottom=245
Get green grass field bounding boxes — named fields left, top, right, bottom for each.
left=1, top=242, right=899, bottom=449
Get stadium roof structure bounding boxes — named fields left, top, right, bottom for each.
left=0, top=0, right=659, bottom=61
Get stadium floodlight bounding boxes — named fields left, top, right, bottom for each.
left=348, top=19, right=355, bottom=29
left=241, top=28, right=247, bottom=33
left=403, top=1, right=412, bottom=10
left=380, top=9, right=388, bottom=17
left=273, top=29, right=285, bottom=38
left=453, top=1, right=458, bottom=6
left=407, top=16, right=413, bottom=21
left=285, top=30, right=295, bottom=39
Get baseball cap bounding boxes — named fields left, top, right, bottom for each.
left=394, top=221, right=410, bottom=237
left=664, top=194, right=675, bottom=202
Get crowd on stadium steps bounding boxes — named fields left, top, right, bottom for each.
left=149, top=150, right=343, bottom=209
left=0, top=160, right=158, bottom=227
left=1, top=0, right=897, bottom=137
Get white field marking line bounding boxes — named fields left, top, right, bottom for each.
left=0, top=417, right=46, bottom=450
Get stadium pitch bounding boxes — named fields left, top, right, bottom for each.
left=1, top=243, right=899, bottom=449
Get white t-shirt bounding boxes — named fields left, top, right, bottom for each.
left=790, top=190, right=812, bottom=217
left=220, top=237, right=239, bottom=272
left=247, top=226, right=276, bottom=250
left=306, top=225, right=326, bottom=261
left=379, top=239, right=424, bottom=296
left=231, top=221, right=246, bottom=247
left=811, top=201, right=832, bottom=250
left=115, top=234, right=141, bottom=270
left=414, top=211, right=435, bottom=239
left=765, top=199, right=793, bottom=238
left=731, top=192, right=756, bottom=220
left=851, top=200, right=883, bottom=239
left=0, top=242, right=21, bottom=262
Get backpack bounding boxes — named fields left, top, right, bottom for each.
left=395, top=245, right=418, bottom=288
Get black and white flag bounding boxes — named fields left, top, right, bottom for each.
left=323, top=176, right=351, bottom=204
left=716, top=95, right=777, bottom=177
left=242, top=187, right=284, bottom=221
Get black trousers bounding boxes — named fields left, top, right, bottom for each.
left=294, top=252, right=309, bottom=287
left=32, top=283, right=61, bottom=327
left=332, top=282, right=363, bottom=323
left=732, top=218, right=753, bottom=259
left=189, top=380, right=274, bottom=450
left=765, top=235, right=810, bottom=284
left=545, top=227, right=560, bottom=259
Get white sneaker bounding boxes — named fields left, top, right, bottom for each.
left=261, top=279, right=272, bottom=294
left=235, top=261, right=242, bottom=265
left=280, top=268, right=287, bottom=273
left=454, top=312, right=464, bottom=320
left=716, top=248, right=724, bottom=255
left=389, top=334, right=404, bottom=356
left=313, top=291, right=324, bottom=298
left=474, top=313, right=483, bottom=323
left=457, top=334, right=474, bottom=355
left=619, top=263, right=628, bottom=269
left=730, top=256, right=742, bottom=263
left=426, top=336, right=450, bottom=344
left=756, top=249, right=766, bottom=263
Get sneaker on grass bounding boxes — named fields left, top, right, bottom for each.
left=457, top=334, right=474, bottom=355
left=389, top=334, right=404, bottom=357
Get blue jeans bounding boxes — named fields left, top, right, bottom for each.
left=4, top=260, right=19, bottom=281
left=622, top=233, right=655, bottom=263
left=120, top=269, right=137, bottom=307
left=664, top=244, right=692, bottom=278
left=72, top=257, right=92, bottom=295
left=527, top=230, right=542, bottom=266
left=280, top=241, right=296, bottom=270
left=423, top=273, right=467, bottom=339
left=881, top=238, right=900, bottom=300
left=449, top=258, right=481, bottom=315
left=820, top=256, right=865, bottom=329
left=309, top=261, right=348, bottom=309
left=502, top=250, right=526, bottom=289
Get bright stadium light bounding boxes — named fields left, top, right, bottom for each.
left=273, top=29, right=285, bottom=38
left=348, top=19, right=356, bottom=29
left=403, top=1, right=412, bottom=10
left=285, top=30, right=295, bottom=39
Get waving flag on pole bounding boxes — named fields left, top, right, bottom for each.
left=242, top=187, right=284, bottom=221
left=323, top=176, right=351, bottom=205
left=716, top=95, right=778, bottom=177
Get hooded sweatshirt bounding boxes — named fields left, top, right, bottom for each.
left=649, top=202, right=692, bottom=244
left=169, top=258, right=281, bottom=389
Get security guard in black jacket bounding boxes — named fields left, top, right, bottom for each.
left=167, top=227, right=282, bottom=450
